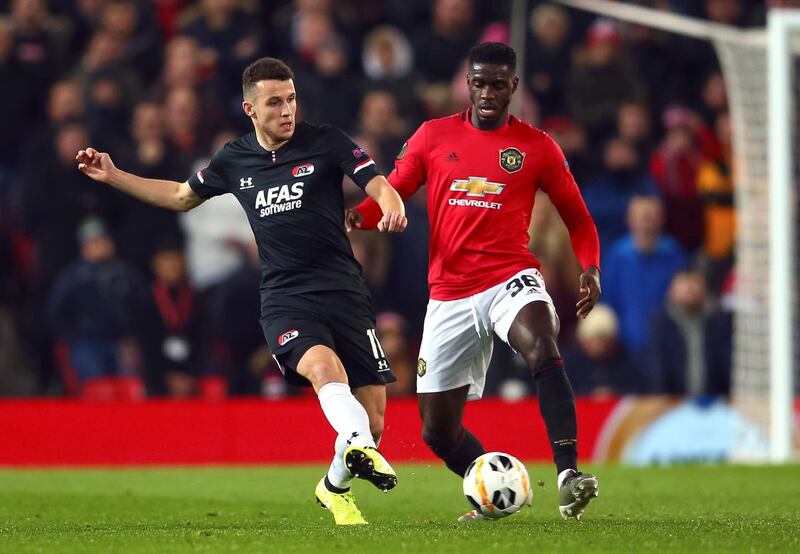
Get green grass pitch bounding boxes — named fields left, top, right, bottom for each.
left=1, top=464, right=799, bottom=553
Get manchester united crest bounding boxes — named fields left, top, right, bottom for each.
left=499, top=147, right=525, bottom=174
left=417, top=358, right=427, bottom=377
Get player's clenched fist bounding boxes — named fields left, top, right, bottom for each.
left=76, top=147, right=116, bottom=183
left=377, top=210, right=407, bottom=233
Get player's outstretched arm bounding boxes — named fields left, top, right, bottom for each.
left=76, top=147, right=204, bottom=212
left=362, top=176, right=407, bottom=233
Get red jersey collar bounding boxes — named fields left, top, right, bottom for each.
left=462, top=108, right=513, bottom=131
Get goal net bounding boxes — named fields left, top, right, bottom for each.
left=553, top=0, right=799, bottom=461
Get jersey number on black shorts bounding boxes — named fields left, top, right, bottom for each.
left=366, top=329, right=390, bottom=371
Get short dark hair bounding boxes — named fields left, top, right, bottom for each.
left=468, top=42, right=517, bottom=72
left=242, top=57, right=294, bottom=97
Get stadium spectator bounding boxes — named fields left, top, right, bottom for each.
left=74, top=29, right=141, bottom=98
left=616, top=101, right=655, bottom=168
left=541, top=116, right=593, bottom=184
left=8, top=0, right=71, bottom=115
left=140, top=238, right=204, bottom=397
left=114, top=101, right=184, bottom=273
left=152, top=34, right=228, bottom=134
left=626, top=21, right=691, bottom=117
left=644, top=270, right=732, bottom=395
left=99, top=0, right=162, bottom=84
left=207, top=240, right=287, bottom=398
left=295, top=36, right=361, bottom=133
left=696, top=111, right=735, bottom=292
left=525, top=3, right=572, bottom=118
left=412, top=0, right=476, bottom=83
left=47, top=218, right=148, bottom=394
left=83, top=68, right=136, bottom=154
left=179, top=130, right=252, bottom=289
left=20, top=120, right=116, bottom=287
left=356, top=90, right=407, bottom=167
left=0, top=18, right=29, bottom=167
left=361, top=25, right=420, bottom=116
left=21, top=79, right=85, bottom=175
left=698, top=70, right=728, bottom=125
left=180, top=0, right=263, bottom=106
left=563, top=304, right=640, bottom=396
left=163, top=86, right=211, bottom=177
left=286, top=7, right=339, bottom=72
left=602, top=196, right=688, bottom=352
left=568, top=18, right=645, bottom=141
left=581, top=136, right=659, bottom=255
left=649, top=105, right=707, bottom=253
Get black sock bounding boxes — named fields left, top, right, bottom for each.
left=324, top=475, right=349, bottom=494
left=534, top=358, right=578, bottom=475
left=435, top=427, right=485, bottom=477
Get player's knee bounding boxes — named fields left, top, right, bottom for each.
left=520, top=336, right=560, bottom=372
left=304, top=361, right=347, bottom=390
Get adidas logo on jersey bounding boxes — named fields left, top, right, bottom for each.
left=445, top=152, right=459, bottom=161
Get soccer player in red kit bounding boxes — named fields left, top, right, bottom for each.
left=348, top=43, right=601, bottom=521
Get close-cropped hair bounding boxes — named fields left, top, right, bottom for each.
left=468, top=42, right=517, bottom=72
left=242, top=57, right=294, bottom=96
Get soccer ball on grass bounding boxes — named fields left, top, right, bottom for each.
left=463, top=452, right=533, bottom=519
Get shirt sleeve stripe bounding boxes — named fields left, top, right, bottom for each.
left=353, top=159, right=375, bottom=174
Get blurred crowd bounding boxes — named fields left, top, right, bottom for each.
left=0, top=0, right=784, bottom=400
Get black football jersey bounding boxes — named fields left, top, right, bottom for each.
left=187, top=122, right=380, bottom=307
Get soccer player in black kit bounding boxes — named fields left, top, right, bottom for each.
left=76, top=57, right=406, bottom=525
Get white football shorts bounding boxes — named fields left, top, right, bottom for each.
left=416, top=268, right=554, bottom=400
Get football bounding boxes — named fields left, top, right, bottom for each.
left=463, top=452, right=533, bottom=519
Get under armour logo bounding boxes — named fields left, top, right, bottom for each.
left=378, top=360, right=389, bottom=370
left=240, top=177, right=254, bottom=189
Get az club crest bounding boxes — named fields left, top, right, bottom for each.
left=417, top=358, right=427, bottom=377
left=499, top=147, right=525, bottom=174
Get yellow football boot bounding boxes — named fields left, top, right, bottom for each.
left=314, top=477, right=368, bottom=525
left=343, top=445, right=398, bottom=492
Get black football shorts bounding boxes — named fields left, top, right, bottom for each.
left=261, top=289, right=396, bottom=389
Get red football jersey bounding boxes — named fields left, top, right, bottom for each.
left=355, top=110, right=600, bottom=301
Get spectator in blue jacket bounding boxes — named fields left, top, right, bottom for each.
left=47, top=218, right=148, bottom=386
left=603, top=196, right=688, bottom=352
left=581, top=136, right=659, bottom=255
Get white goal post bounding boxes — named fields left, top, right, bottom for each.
left=553, top=0, right=797, bottom=462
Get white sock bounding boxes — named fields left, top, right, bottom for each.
left=326, top=434, right=353, bottom=490
left=557, top=468, right=577, bottom=488
left=318, top=382, right=375, bottom=490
